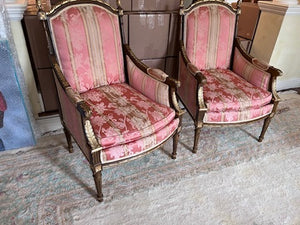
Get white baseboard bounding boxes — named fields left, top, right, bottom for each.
left=35, top=115, right=63, bottom=137
left=277, top=78, right=300, bottom=91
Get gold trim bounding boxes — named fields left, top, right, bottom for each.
left=84, top=119, right=101, bottom=150
left=47, top=0, right=118, bottom=16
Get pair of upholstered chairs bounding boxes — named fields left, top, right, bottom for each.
left=38, top=0, right=281, bottom=201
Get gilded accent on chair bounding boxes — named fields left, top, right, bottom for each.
left=184, top=4, right=235, bottom=70
left=50, top=4, right=124, bottom=93
left=233, top=48, right=271, bottom=91
left=101, top=118, right=179, bottom=163
left=127, top=56, right=170, bottom=107
left=80, top=83, right=176, bottom=150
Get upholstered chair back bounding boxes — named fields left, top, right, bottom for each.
left=49, top=4, right=125, bottom=93
left=184, top=4, right=236, bottom=70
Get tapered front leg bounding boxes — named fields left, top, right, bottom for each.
left=63, top=127, right=73, bottom=153
left=193, top=126, right=202, bottom=153
left=258, top=116, right=272, bottom=142
left=93, top=169, right=103, bottom=202
left=172, top=131, right=179, bottom=159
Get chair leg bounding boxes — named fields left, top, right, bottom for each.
left=172, top=131, right=179, bottom=159
left=93, top=170, right=104, bottom=202
left=258, top=116, right=272, bottom=142
left=63, top=127, right=73, bottom=153
left=193, top=127, right=202, bottom=153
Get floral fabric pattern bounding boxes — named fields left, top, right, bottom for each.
left=202, top=69, right=273, bottom=123
left=80, top=83, right=178, bottom=162
left=184, top=4, right=236, bottom=70
left=50, top=5, right=124, bottom=93
left=233, top=48, right=271, bottom=91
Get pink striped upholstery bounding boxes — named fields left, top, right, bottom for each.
left=233, top=48, right=271, bottom=91
left=80, top=83, right=178, bottom=162
left=50, top=5, right=124, bottom=93
left=203, top=69, right=272, bottom=123
left=127, top=56, right=170, bottom=107
left=184, top=4, right=236, bottom=70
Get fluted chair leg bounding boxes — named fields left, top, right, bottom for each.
left=172, top=131, right=179, bottom=159
left=193, top=127, right=202, bottom=153
left=64, top=127, right=73, bottom=153
left=258, top=116, right=272, bottom=142
left=93, top=170, right=104, bottom=202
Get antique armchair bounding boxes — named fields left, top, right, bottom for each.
left=38, top=0, right=184, bottom=201
left=177, top=0, right=282, bottom=153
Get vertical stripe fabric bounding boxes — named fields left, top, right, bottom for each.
left=184, top=4, right=236, bottom=70
left=126, top=56, right=170, bottom=107
left=50, top=4, right=125, bottom=93
left=233, top=48, right=271, bottom=91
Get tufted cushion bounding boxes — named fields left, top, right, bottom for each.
left=80, top=83, right=178, bottom=162
left=233, top=48, right=271, bottom=91
left=50, top=4, right=124, bottom=93
left=203, top=69, right=272, bottom=123
left=185, top=4, right=236, bottom=70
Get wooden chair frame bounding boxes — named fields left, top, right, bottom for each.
left=38, top=0, right=184, bottom=201
left=178, top=0, right=282, bottom=153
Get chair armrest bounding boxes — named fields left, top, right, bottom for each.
left=124, top=44, right=184, bottom=116
left=233, top=38, right=282, bottom=97
left=178, top=41, right=207, bottom=120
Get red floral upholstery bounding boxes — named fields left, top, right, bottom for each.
left=80, top=83, right=178, bottom=163
left=185, top=4, right=236, bottom=70
left=50, top=5, right=125, bottom=93
left=203, top=69, right=272, bottom=123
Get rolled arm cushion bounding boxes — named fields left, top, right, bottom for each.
left=233, top=48, right=271, bottom=91
left=80, top=83, right=179, bottom=163
left=49, top=4, right=125, bottom=93
left=203, top=69, right=273, bottom=123
left=126, top=56, right=170, bottom=107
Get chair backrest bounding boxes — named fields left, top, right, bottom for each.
left=183, top=1, right=238, bottom=70
left=48, top=2, right=125, bottom=93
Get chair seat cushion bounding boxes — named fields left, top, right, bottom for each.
left=80, top=83, right=177, bottom=155
left=202, top=69, right=273, bottom=123
left=101, top=118, right=179, bottom=163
